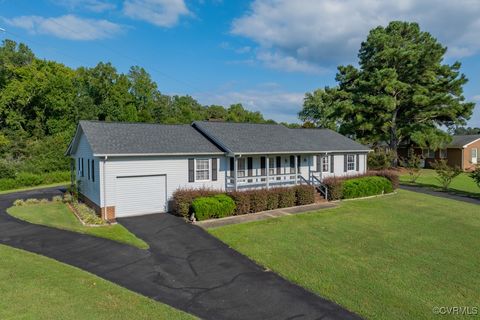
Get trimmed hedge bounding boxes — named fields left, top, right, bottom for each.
left=172, top=188, right=222, bottom=218
left=191, top=194, right=236, bottom=221
left=173, top=185, right=316, bottom=219
left=0, top=171, right=70, bottom=192
left=324, top=172, right=396, bottom=200
left=342, top=176, right=393, bottom=199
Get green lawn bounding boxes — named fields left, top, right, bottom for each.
left=0, top=182, right=68, bottom=195
left=0, top=244, right=195, bottom=320
left=210, top=190, right=480, bottom=320
left=400, top=169, right=480, bottom=198
left=8, top=203, right=149, bottom=249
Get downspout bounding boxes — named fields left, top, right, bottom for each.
left=103, top=156, right=108, bottom=221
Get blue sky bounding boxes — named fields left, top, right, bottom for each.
left=0, top=0, right=479, bottom=126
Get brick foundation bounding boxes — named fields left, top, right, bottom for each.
left=78, top=192, right=116, bottom=222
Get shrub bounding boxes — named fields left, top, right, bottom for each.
left=0, top=160, right=16, bottom=179
left=370, top=170, right=399, bottom=189
left=72, top=201, right=104, bottom=225
left=172, top=188, right=222, bottom=218
left=13, top=199, right=25, bottom=206
left=192, top=194, right=236, bottom=221
left=323, top=177, right=344, bottom=200
left=0, top=171, right=70, bottom=191
left=39, top=198, right=49, bottom=204
left=277, top=187, right=296, bottom=208
left=63, top=193, right=74, bottom=203
left=402, top=154, right=422, bottom=183
left=471, top=165, right=480, bottom=189
left=432, top=160, right=462, bottom=190
left=25, top=198, right=40, bottom=205
left=367, top=149, right=395, bottom=170
left=52, top=195, right=63, bottom=202
left=249, top=190, right=268, bottom=213
left=266, top=189, right=279, bottom=210
left=228, top=191, right=251, bottom=215
left=294, top=185, right=315, bottom=205
left=342, top=176, right=393, bottom=199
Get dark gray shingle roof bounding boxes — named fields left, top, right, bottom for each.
left=448, top=135, right=480, bottom=148
left=193, top=121, right=369, bottom=154
left=76, top=121, right=223, bottom=155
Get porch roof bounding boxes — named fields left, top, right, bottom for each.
left=193, top=121, right=370, bottom=155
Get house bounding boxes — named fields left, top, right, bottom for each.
left=398, top=135, right=480, bottom=171
left=66, top=121, right=370, bottom=221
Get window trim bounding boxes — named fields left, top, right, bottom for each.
left=472, top=148, right=478, bottom=161
left=195, top=158, right=210, bottom=181
left=347, top=154, right=355, bottom=171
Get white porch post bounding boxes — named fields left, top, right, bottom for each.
left=294, top=155, right=298, bottom=185
left=234, top=157, right=238, bottom=191
left=266, top=156, right=270, bottom=189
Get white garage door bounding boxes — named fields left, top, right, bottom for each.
left=115, top=175, right=166, bottom=217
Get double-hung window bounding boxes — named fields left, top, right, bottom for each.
left=195, top=159, right=210, bottom=181
left=237, top=158, right=246, bottom=178
left=322, top=156, right=329, bottom=172
left=347, top=154, right=355, bottom=171
left=439, top=149, right=447, bottom=159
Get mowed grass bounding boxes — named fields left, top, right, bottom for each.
left=8, top=203, right=149, bottom=249
left=0, top=244, right=195, bottom=320
left=0, top=182, right=68, bottom=195
left=400, top=169, right=480, bottom=197
left=210, top=190, right=480, bottom=320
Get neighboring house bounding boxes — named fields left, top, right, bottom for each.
left=66, top=121, right=370, bottom=221
left=397, top=134, right=480, bottom=171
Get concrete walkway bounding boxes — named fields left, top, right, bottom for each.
left=400, top=184, right=480, bottom=205
left=196, top=202, right=337, bottom=229
left=0, top=187, right=361, bottom=320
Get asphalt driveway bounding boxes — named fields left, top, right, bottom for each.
left=0, top=187, right=362, bottom=320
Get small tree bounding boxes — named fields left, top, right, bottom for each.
left=367, top=149, right=395, bottom=170
left=402, top=154, right=422, bottom=183
left=470, top=165, right=480, bottom=188
left=432, top=160, right=462, bottom=190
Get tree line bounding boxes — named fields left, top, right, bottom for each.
left=0, top=39, right=272, bottom=177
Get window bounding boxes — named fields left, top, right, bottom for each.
left=91, top=160, right=95, bottom=182
left=269, top=157, right=275, bottom=175
left=195, top=159, right=210, bottom=181
left=439, top=149, right=447, bottom=159
left=237, top=158, right=246, bottom=178
left=78, top=158, right=81, bottom=174
left=347, top=154, right=355, bottom=171
left=322, top=156, right=329, bottom=172
left=472, top=148, right=478, bottom=162
left=422, top=149, right=435, bottom=159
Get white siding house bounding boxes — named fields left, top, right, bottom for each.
left=67, top=120, right=371, bottom=221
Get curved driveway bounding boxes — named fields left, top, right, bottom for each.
left=0, top=187, right=361, bottom=320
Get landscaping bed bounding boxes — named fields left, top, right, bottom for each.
left=7, top=198, right=148, bottom=249
left=210, top=190, right=480, bottom=320
left=173, top=185, right=316, bottom=221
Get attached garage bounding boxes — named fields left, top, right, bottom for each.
left=115, top=175, right=167, bottom=218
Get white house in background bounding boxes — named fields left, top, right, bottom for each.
left=66, top=120, right=371, bottom=221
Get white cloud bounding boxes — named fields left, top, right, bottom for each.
left=232, top=0, right=480, bottom=71
left=256, top=50, right=326, bottom=74
left=196, top=88, right=304, bottom=123
left=473, top=95, right=480, bottom=102
left=123, top=0, right=191, bottom=27
left=54, top=0, right=116, bottom=13
left=4, top=14, right=123, bottom=40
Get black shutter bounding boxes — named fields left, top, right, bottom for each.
left=317, top=155, right=321, bottom=172
left=260, top=157, right=266, bottom=176
left=344, top=155, right=348, bottom=172
left=276, top=156, right=281, bottom=175
left=297, top=155, right=301, bottom=173
left=247, top=157, right=253, bottom=177
left=87, top=159, right=90, bottom=180
left=188, top=158, right=195, bottom=182
left=356, top=154, right=360, bottom=171
left=230, top=157, right=234, bottom=176
left=212, top=158, right=218, bottom=181
left=330, top=155, right=334, bottom=173
left=81, top=158, right=84, bottom=177
left=91, top=160, right=95, bottom=182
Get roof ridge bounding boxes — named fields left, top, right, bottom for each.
left=80, top=120, right=192, bottom=127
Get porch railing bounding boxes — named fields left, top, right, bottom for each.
left=311, top=175, right=328, bottom=200
left=226, top=172, right=302, bottom=189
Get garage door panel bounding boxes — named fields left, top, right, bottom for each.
left=116, top=175, right=166, bottom=217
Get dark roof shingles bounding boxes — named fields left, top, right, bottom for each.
left=79, top=121, right=223, bottom=155
left=448, top=135, right=480, bottom=148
